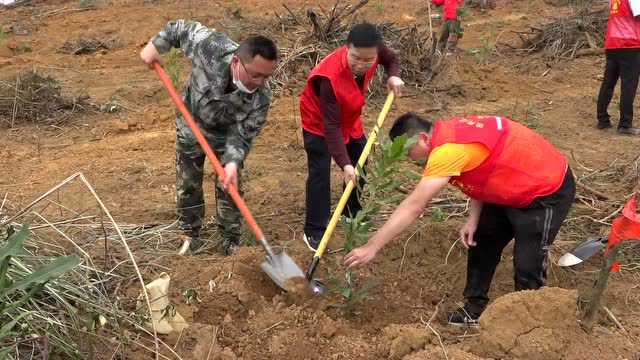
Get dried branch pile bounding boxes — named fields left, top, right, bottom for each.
left=0, top=70, right=91, bottom=127
left=514, top=6, right=607, bottom=59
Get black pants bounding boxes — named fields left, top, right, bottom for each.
left=463, top=168, right=576, bottom=314
left=597, top=49, right=640, bottom=129
left=303, top=130, right=366, bottom=238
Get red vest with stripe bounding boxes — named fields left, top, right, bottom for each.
left=430, top=116, right=568, bottom=208
left=605, top=0, right=640, bottom=49
left=299, top=46, right=379, bottom=142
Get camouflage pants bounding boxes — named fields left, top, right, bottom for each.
left=175, top=131, right=243, bottom=243
left=438, top=20, right=462, bottom=50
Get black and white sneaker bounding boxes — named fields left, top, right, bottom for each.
left=302, top=233, right=320, bottom=253
left=447, top=306, right=480, bottom=327
left=178, top=234, right=203, bottom=255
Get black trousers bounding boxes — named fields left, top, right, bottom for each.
left=463, top=168, right=576, bottom=314
left=303, top=130, right=366, bottom=239
left=597, top=49, right=640, bottom=129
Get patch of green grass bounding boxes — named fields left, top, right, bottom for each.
left=0, top=27, right=6, bottom=47
left=16, top=42, right=31, bottom=53
left=468, top=33, right=496, bottom=65
left=0, top=225, right=82, bottom=357
left=164, top=48, right=183, bottom=89
left=522, top=102, right=541, bottom=129
left=374, top=1, right=385, bottom=14
left=78, top=0, right=96, bottom=9
left=431, top=207, right=446, bottom=222
left=241, top=229, right=257, bottom=247
left=457, top=6, right=469, bottom=20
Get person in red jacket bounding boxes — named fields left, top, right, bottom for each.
left=299, top=23, right=405, bottom=251
left=431, top=0, right=464, bottom=50
left=597, top=0, right=640, bottom=135
left=344, top=113, right=576, bottom=326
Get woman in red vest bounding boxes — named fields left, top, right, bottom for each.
left=597, top=0, right=640, bottom=135
left=299, top=23, right=405, bottom=251
left=344, top=113, right=576, bottom=326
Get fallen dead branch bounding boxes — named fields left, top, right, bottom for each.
left=35, top=6, right=94, bottom=19
left=577, top=181, right=611, bottom=201
left=575, top=47, right=604, bottom=57
left=420, top=300, right=449, bottom=360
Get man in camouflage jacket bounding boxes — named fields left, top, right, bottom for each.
left=140, top=20, right=278, bottom=255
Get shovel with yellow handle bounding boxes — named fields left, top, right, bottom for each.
left=305, top=92, right=395, bottom=295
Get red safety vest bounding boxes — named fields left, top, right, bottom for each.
left=299, top=46, right=378, bottom=143
left=605, top=0, right=640, bottom=49
left=430, top=116, right=568, bottom=208
left=431, top=0, right=463, bottom=21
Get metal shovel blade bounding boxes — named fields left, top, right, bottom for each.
left=557, top=237, right=608, bottom=267
left=309, top=279, right=327, bottom=295
left=260, top=251, right=305, bottom=291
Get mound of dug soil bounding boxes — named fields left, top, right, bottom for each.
left=151, top=251, right=639, bottom=359
left=472, top=287, right=638, bottom=360
left=163, top=247, right=378, bottom=358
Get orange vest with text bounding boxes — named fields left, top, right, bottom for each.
left=605, top=0, right=640, bottom=49
left=429, top=116, right=568, bottom=208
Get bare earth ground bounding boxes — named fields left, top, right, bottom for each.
left=1, top=0, right=640, bottom=359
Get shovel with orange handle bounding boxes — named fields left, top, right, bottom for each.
left=152, top=62, right=305, bottom=290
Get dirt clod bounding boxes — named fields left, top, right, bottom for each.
left=284, top=276, right=314, bottom=303
left=383, top=324, right=432, bottom=359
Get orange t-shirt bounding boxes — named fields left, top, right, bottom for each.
left=423, top=143, right=490, bottom=179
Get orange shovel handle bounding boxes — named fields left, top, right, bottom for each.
left=153, top=62, right=265, bottom=241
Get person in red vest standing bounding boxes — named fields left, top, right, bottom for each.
left=597, top=0, right=640, bottom=135
left=299, top=23, right=405, bottom=251
left=344, top=113, right=576, bottom=326
left=431, top=0, right=464, bottom=50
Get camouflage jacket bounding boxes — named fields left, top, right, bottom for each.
left=152, top=20, right=272, bottom=165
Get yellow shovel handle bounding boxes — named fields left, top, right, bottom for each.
left=314, top=92, right=395, bottom=257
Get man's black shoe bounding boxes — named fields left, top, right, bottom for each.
left=618, top=126, right=640, bottom=135
left=222, top=239, right=240, bottom=256
left=597, top=122, right=613, bottom=130
left=447, top=306, right=481, bottom=327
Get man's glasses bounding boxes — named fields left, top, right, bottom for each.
left=238, top=57, right=271, bottom=83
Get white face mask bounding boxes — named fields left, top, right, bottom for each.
left=232, top=61, right=257, bottom=94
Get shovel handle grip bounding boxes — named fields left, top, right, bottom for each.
left=153, top=62, right=265, bottom=242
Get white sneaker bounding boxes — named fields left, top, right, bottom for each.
left=302, top=233, right=320, bottom=253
